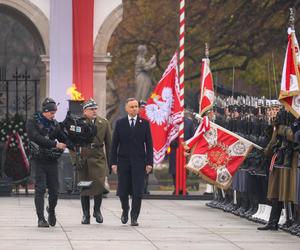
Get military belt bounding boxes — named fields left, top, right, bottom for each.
left=87, top=143, right=103, bottom=149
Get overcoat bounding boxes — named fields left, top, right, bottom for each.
left=266, top=125, right=297, bottom=202
left=76, top=116, right=111, bottom=196
left=110, top=116, right=153, bottom=198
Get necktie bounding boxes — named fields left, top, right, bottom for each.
left=130, top=118, right=135, bottom=128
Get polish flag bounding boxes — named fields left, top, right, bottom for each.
left=15, top=132, right=30, bottom=172
left=50, top=0, right=94, bottom=121
left=144, top=53, right=182, bottom=164
left=199, top=58, right=215, bottom=116
left=278, top=27, right=300, bottom=118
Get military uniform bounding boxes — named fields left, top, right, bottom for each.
left=78, top=116, right=112, bottom=196
left=258, top=110, right=298, bottom=231
left=71, top=99, right=112, bottom=224
left=266, top=125, right=297, bottom=202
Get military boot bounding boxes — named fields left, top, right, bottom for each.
left=257, top=200, right=283, bottom=231
left=81, top=196, right=90, bottom=224
left=93, top=194, right=103, bottom=223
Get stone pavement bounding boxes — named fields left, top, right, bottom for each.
left=0, top=196, right=299, bottom=250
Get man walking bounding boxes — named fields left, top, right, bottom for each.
left=111, top=97, right=153, bottom=226
left=76, top=99, right=112, bottom=224
left=27, top=98, right=68, bottom=227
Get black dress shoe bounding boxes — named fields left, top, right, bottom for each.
left=131, top=218, right=139, bottom=226
left=81, top=215, right=90, bottom=224
left=281, top=220, right=293, bottom=232
left=121, top=210, right=128, bottom=224
left=48, top=212, right=56, bottom=226
left=38, top=218, right=49, bottom=228
left=93, top=211, right=103, bottom=223
left=257, top=223, right=278, bottom=231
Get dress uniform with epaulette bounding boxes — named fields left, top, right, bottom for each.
left=74, top=99, right=112, bottom=224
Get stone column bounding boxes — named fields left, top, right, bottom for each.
left=40, top=54, right=50, bottom=101
left=94, top=54, right=112, bottom=117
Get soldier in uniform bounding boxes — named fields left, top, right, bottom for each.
left=258, top=109, right=298, bottom=230
left=76, top=99, right=112, bottom=224
left=27, top=98, right=69, bottom=227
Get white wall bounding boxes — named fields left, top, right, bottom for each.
left=28, top=0, right=122, bottom=43
left=28, top=0, right=50, bottom=18
left=93, top=0, right=121, bottom=42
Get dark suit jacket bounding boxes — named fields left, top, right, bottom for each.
left=111, top=116, right=153, bottom=197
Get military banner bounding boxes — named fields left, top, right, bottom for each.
left=184, top=118, right=253, bottom=189
left=278, top=27, right=300, bottom=118
left=144, top=53, right=182, bottom=164
left=199, top=58, right=215, bottom=116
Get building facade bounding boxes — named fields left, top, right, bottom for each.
left=0, top=0, right=123, bottom=118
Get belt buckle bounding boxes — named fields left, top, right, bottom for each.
left=90, top=143, right=96, bottom=149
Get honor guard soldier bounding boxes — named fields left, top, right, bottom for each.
left=76, top=99, right=112, bottom=224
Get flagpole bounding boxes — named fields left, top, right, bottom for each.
left=267, top=58, right=271, bottom=99
left=176, top=0, right=186, bottom=195
left=232, top=65, right=235, bottom=97
left=272, top=52, right=278, bottom=97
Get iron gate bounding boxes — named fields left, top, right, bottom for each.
left=0, top=67, right=39, bottom=120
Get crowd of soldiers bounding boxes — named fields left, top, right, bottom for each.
left=203, top=95, right=300, bottom=237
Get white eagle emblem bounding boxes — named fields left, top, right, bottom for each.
left=203, top=87, right=215, bottom=103
left=145, top=87, right=173, bottom=125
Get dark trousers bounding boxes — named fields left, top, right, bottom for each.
left=144, top=173, right=150, bottom=194
left=172, top=174, right=176, bottom=188
left=268, top=199, right=283, bottom=225
left=32, top=159, right=59, bottom=220
left=120, top=195, right=142, bottom=220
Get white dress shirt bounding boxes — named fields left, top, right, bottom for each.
left=128, top=115, right=137, bottom=127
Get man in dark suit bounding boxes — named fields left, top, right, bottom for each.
left=111, top=97, right=153, bottom=226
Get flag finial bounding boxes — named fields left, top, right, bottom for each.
left=205, top=43, right=209, bottom=58
left=289, top=7, right=295, bottom=29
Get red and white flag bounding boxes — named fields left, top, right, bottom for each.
left=144, top=53, right=182, bottom=164
left=4, top=133, right=30, bottom=174
left=15, top=132, right=30, bottom=172
left=50, top=0, right=94, bottom=121
left=199, top=58, right=215, bottom=116
left=279, top=27, right=300, bottom=118
left=184, top=120, right=252, bottom=189
left=185, top=116, right=210, bottom=149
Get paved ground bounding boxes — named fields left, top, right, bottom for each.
left=0, top=196, right=299, bottom=250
